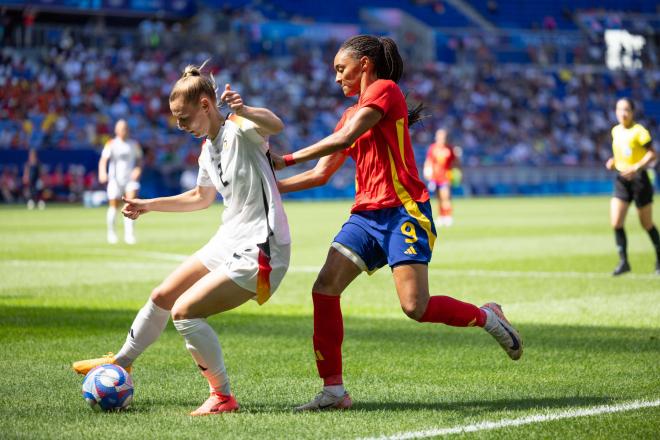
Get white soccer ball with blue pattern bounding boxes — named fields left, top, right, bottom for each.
left=82, top=364, right=133, bottom=411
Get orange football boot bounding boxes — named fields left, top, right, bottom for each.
left=72, top=353, right=132, bottom=375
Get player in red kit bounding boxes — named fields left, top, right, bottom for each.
left=273, top=35, right=523, bottom=411
left=423, top=128, right=461, bottom=227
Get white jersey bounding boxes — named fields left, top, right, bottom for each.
left=102, top=137, right=142, bottom=185
left=197, top=114, right=290, bottom=247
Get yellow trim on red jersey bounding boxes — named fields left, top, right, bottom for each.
left=396, top=118, right=407, bottom=171
left=387, top=148, right=436, bottom=250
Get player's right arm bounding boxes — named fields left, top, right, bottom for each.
left=98, top=144, right=110, bottom=184
left=221, top=84, right=284, bottom=136
left=22, top=163, right=29, bottom=185
left=281, top=106, right=382, bottom=166
left=130, top=143, right=143, bottom=183
left=605, top=157, right=615, bottom=170
left=423, top=146, right=434, bottom=182
left=121, top=185, right=216, bottom=219
left=277, top=152, right=347, bottom=194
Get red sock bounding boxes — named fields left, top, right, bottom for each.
left=312, top=293, right=343, bottom=385
left=419, top=295, right=486, bottom=327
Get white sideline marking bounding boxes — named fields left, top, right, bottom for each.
left=358, top=399, right=660, bottom=440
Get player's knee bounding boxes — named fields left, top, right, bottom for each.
left=170, top=303, right=191, bottom=321
left=401, top=302, right=425, bottom=321
left=150, top=285, right=175, bottom=309
left=639, top=218, right=653, bottom=230
left=313, top=271, right=336, bottom=293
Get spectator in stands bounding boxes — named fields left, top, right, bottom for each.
left=0, top=13, right=658, bottom=202
left=0, top=166, right=18, bottom=203
left=22, top=148, right=44, bottom=209
left=21, top=6, right=36, bottom=47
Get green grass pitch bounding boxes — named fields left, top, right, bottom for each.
left=1, top=196, right=658, bottom=439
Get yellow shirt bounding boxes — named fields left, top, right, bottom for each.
left=611, top=123, right=652, bottom=171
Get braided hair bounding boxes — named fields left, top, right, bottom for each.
left=340, top=35, right=425, bottom=126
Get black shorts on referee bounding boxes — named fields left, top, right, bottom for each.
left=614, top=170, right=654, bottom=208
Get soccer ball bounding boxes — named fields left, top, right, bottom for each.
left=82, top=364, right=133, bottom=411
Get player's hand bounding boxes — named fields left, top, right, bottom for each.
left=121, top=196, right=149, bottom=220
left=270, top=152, right=286, bottom=170
left=619, top=166, right=639, bottom=180
left=423, top=163, right=433, bottom=181
left=605, top=158, right=615, bottom=171
left=220, top=84, right=245, bottom=116
left=99, top=173, right=108, bottom=184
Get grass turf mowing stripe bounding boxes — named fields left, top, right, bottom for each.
left=29, top=249, right=660, bottom=280
left=9, top=254, right=658, bottom=280
left=427, top=268, right=660, bottom=280
left=359, top=399, right=660, bottom=440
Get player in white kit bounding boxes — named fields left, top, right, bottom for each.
left=98, top=119, right=142, bottom=244
left=73, top=62, right=291, bottom=415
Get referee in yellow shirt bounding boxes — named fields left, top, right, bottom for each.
left=605, top=98, right=659, bottom=276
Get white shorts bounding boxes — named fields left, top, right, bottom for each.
left=107, top=180, right=140, bottom=200
left=195, top=236, right=290, bottom=305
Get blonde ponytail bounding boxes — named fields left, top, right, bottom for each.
left=170, top=59, right=218, bottom=106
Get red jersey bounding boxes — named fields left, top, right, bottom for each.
left=424, top=142, right=456, bottom=184
left=335, top=79, right=429, bottom=212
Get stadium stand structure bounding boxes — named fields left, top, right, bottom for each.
left=0, top=1, right=657, bottom=203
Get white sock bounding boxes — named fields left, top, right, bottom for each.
left=106, top=207, right=117, bottom=232
left=115, top=299, right=170, bottom=367
left=324, top=384, right=345, bottom=397
left=173, top=318, right=231, bottom=396
left=124, top=216, right=135, bottom=237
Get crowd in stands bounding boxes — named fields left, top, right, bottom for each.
left=0, top=7, right=658, bottom=203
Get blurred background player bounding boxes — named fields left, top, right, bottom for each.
left=275, top=35, right=523, bottom=411
left=22, top=148, right=45, bottom=210
left=73, top=64, right=290, bottom=416
left=98, top=119, right=143, bottom=244
left=605, top=98, right=659, bottom=276
left=423, top=128, right=462, bottom=227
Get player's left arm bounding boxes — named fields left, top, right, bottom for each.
left=220, top=84, right=283, bottom=136
left=620, top=141, right=656, bottom=179
left=22, top=163, right=29, bottom=185
left=280, top=106, right=383, bottom=167
left=450, top=147, right=463, bottom=185
left=130, top=144, right=143, bottom=182
left=277, top=152, right=347, bottom=193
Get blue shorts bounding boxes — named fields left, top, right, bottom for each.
left=333, top=200, right=437, bottom=272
